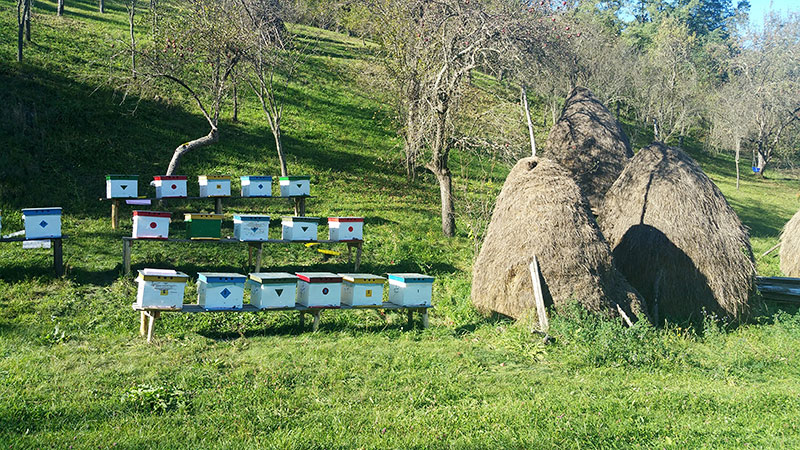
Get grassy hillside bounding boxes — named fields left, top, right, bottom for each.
left=2, top=0, right=800, bottom=447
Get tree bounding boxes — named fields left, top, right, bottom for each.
left=16, top=0, right=31, bottom=62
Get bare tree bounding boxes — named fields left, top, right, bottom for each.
left=17, top=0, right=31, bottom=62
left=57, top=0, right=64, bottom=16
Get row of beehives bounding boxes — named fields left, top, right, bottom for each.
left=132, top=211, right=363, bottom=241
left=106, top=174, right=310, bottom=199
left=136, top=269, right=434, bottom=310
left=0, top=208, right=63, bottom=239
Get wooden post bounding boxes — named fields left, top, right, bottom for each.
left=407, top=310, right=414, bottom=329
left=312, top=310, right=321, bottom=332
left=215, top=198, right=223, bottom=215
left=421, top=309, right=429, bottom=329
left=123, top=239, right=132, bottom=276
left=294, top=197, right=306, bottom=217
left=298, top=311, right=305, bottom=329
left=111, top=199, right=120, bottom=230
left=146, top=311, right=160, bottom=343
left=53, top=238, right=64, bottom=277
left=255, top=243, right=263, bottom=272
left=140, top=311, right=147, bottom=336
left=528, top=255, right=548, bottom=332
left=354, top=242, right=363, bottom=271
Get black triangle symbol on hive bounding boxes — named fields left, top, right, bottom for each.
left=296, top=183, right=302, bottom=189
left=275, top=289, right=283, bottom=296
left=301, top=226, right=308, bottom=232
left=120, top=184, right=128, bottom=190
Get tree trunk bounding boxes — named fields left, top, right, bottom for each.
left=435, top=168, right=455, bottom=237
left=232, top=82, right=239, bottom=123
left=756, top=150, right=767, bottom=178
left=57, top=0, right=64, bottom=16
left=735, top=137, right=740, bottom=190
left=24, top=6, right=31, bottom=42
left=403, top=79, right=421, bottom=181
left=17, top=0, right=29, bottom=62
left=272, top=127, right=288, bottom=176
left=99, top=0, right=104, bottom=13
left=521, top=85, right=536, bottom=157
left=129, top=0, right=137, bottom=79
left=165, top=128, right=218, bottom=175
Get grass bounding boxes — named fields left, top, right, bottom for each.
left=2, top=0, right=800, bottom=447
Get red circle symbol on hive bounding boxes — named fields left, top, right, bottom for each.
left=322, top=288, right=329, bottom=295
left=348, top=226, right=354, bottom=232
left=171, top=184, right=177, bottom=189
left=149, top=222, right=158, bottom=229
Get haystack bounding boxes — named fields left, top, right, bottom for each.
left=471, top=157, right=649, bottom=322
left=598, top=143, right=755, bottom=320
left=543, top=86, right=633, bottom=210
left=779, top=209, right=800, bottom=276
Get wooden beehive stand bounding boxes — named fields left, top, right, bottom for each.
left=0, top=235, right=66, bottom=276
left=134, top=303, right=431, bottom=343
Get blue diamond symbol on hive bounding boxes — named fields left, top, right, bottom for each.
left=220, top=288, right=231, bottom=299
left=257, top=184, right=263, bottom=189
left=39, top=220, right=48, bottom=228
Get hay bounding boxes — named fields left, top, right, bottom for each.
left=543, top=86, right=633, bottom=210
left=471, top=157, right=649, bottom=322
left=598, top=143, right=755, bottom=320
left=779, top=209, right=800, bottom=277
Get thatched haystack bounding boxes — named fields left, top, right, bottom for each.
left=779, top=209, right=800, bottom=276
left=598, top=143, right=755, bottom=320
left=543, top=86, right=633, bottom=210
left=471, top=157, right=649, bottom=322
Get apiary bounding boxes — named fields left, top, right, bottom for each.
left=22, top=207, right=62, bottom=239
left=296, top=272, right=342, bottom=307
left=153, top=176, right=188, bottom=198
left=279, top=176, right=311, bottom=197
left=387, top=273, right=435, bottom=307
left=340, top=273, right=385, bottom=307
left=198, top=175, right=232, bottom=197
left=185, top=213, right=223, bottom=240
left=281, top=216, right=319, bottom=241
left=328, top=217, right=364, bottom=241
left=240, top=176, right=273, bottom=197
left=105, top=175, right=139, bottom=199
left=247, top=272, right=297, bottom=309
left=132, top=211, right=171, bottom=239
left=135, top=269, right=189, bottom=310
left=197, top=272, right=247, bottom=310
left=233, top=215, right=270, bottom=241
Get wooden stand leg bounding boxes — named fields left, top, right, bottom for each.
left=140, top=311, right=147, bottom=336
left=294, top=197, right=306, bottom=217
left=312, top=310, right=321, bottom=332
left=421, top=309, right=429, bottom=329
left=215, top=198, right=223, bottom=215
left=248, top=245, right=253, bottom=267
left=407, top=310, right=414, bottom=329
left=123, top=239, right=132, bottom=276
left=111, top=199, right=119, bottom=230
left=255, top=243, right=263, bottom=272
left=53, top=238, right=63, bottom=277
left=146, top=311, right=160, bottom=343
left=354, top=243, right=362, bottom=271
left=299, top=312, right=305, bottom=329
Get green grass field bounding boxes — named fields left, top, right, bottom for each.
left=2, top=1, right=800, bottom=447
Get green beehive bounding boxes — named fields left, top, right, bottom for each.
left=185, top=213, right=223, bottom=240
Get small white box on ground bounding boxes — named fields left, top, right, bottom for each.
left=198, top=175, right=232, bottom=197
left=248, top=272, right=297, bottom=309
left=328, top=217, right=364, bottom=241
left=240, top=176, right=273, bottom=197
left=281, top=217, right=319, bottom=241
left=279, top=176, right=311, bottom=196
left=234, top=215, right=270, bottom=241
left=153, top=176, right=188, bottom=198
left=296, top=272, right=342, bottom=307
left=387, top=273, right=435, bottom=307
left=136, top=269, right=189, bottom=310
left=197, top=272, right=247, bottom=310
left=106, top=175, right=139, bottom=199
left=340, top=273, right=385, bottom=307
left=132, top=211, right=171, bottom=239
left=22, top=207, right=62, bottom=239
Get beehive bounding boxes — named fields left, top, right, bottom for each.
left=296, top=272, right=342, bottom=307
left=22, top=208, right=62, bottom=239
left=185, top=213, right=223, bottom=240
left=340, top=273, right=385, bottom=307
left=281, top=217, right=319, bottom=241
left=198, top=175, right=232, bottom=197
left=241, top=176, right=273, bottom=197
left=387, top=273, right=435, bottom=307
left=135, top=269, right=189, bottom=310
left=105, top=175, right=139, bottom=199
left=132, top=211, right=171, bottom=239
left=248, top=272, right=297, bottom=309
left=153, top=176, right=188, bottom=198
left=279, top=176, right=311, bottom=197
left=197, top=272, right=247, bottom=310
left=328, top=217, right=364, bottom=241
left=233, top=215, right=270, bottom=241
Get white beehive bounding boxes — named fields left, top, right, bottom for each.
left=132, top=211, right=171, bottom=239
left=328, top=217, right=364, bottom=241
left=279, top=176, right=311, bottom=197
left=106, top=175, right=139, bottom=199
left=198, top=175, right=232, bottom=197
left=247, top=272, right=297, bottom=309
left=340, top=274, right=385, bottom=307
left=136, top=269, right=189, bottom=310
left=153, top=176, right=188, bottom=198
left=240, top=176, right=273, bottom=197
left=22, top=208, right=62, bottom=239
left=233, top=215, right=270, bottom=241
left=296, top=272, right=342, bottom=307
left=387, top=273, right=435, bottom=307
left=281, top=217, right=319, bottom=241
left=197, top=272, right=247, bottom=310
